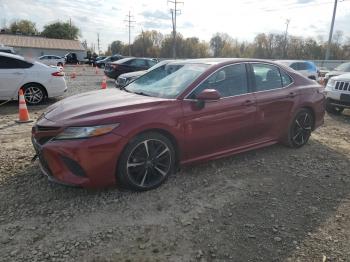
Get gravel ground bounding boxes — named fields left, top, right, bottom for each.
left=0, top=66, right=350, bottom=262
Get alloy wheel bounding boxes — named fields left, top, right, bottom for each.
left=291, top=112, right=312, bottom=146
left=23, top=86, right=44, bottom=104
left=126, top=139, right=172, bottom=188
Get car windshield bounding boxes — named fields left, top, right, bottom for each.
left=125, top=63, right=209, bottom=98
left=334, top=63, right=350, bottom=72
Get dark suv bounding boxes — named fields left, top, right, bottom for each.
left=104, top=57, right=157, bottom=79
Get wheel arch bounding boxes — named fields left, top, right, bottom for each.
left=117, top=127, right=181, bottom=173
left=133, top=128, right=181, bottom=166
left=21, top=82, right=48, bottom=98
left=300, top=106, right=316, bottom=130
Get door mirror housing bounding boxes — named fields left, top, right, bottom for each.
left=196, top=89, right=221, bottom=101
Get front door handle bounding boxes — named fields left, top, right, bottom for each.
left=242, top=100, right=255, bottom=106
left=287, top=92, right=296, bottom=98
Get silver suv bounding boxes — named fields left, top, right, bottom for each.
left=324, top=73, right=350, bottom=114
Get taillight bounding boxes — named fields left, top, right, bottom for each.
left=52, top=71, right=64, bottom=77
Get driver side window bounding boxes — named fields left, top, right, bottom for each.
left=189, top=63, right=248, bottom=99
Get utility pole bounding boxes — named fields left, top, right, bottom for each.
left=168, top=0, right=184, bottom=59
left=141, top=29, right=145, bottom=57
left=97, top=33, right=100, bottom=55
left=124, top=11, right=135, bottom=56
left=283, top=19, right=290, bottom=59
left=325, top=0, right=338, bottom=61
left=69, top=18, right=72, bottom=39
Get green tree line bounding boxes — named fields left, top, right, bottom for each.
left=107, top=30, right=350, bottom=60
left=2, top=19, right=349, bottom=60
left=2, top=19, right=80, bottom=40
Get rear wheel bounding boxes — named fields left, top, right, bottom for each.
left=117, top=132, right=175, bottom=191
left=326, top=101, right=344, bottom=115
left=22, top=84, right=46, bottom=105
left=287, top=109, right=314, bottom=148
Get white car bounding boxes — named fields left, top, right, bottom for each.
left=0, top=52, right=67, bottom=105
left=276, top=60, right=319, bottom=81
left=37, top=55, right=65, bottom=67
left=324, top=73, right=350, bottom=114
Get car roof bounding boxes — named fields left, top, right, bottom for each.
left=0, top=51, right=25, bottom=60
left=165, top=58, right=290, bottom=67
left=276, top=60, right=313, bottom=65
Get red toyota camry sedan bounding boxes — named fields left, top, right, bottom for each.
left=32, top=58, right=325, bottom=191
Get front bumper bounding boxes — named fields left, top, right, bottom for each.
left=32, top=132, right=127, bottom=188
left=325, top=88, right=350, bottom=108
left=326, top=98, right=350, bottom=109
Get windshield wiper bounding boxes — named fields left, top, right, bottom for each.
left=133, top=91, right=151, bottom=97
left=122, top=87, right=151, bottom=96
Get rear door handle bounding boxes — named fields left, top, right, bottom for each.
left=12, top=72, right=23, bottom=75
left=242, top=100, right=255, bottom=106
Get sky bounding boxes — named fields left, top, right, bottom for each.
left=1, top=0, right=350, bottom=52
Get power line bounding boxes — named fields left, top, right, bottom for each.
left=168, top=0, right=184, bottom=59
left=124, top=11, right=136, bottom=56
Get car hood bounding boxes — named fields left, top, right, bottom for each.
left=331, top=73, right=350, bottom=81
left=43, top=89, right=168, bottom=126
left=118, top=70, right=147, bottom=79
left=326, top=71, right=347, bottom=77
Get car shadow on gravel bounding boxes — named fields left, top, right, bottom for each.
left=179, top=140, right=350, bottom=261
left=326, top=110, right=350, bottom=124
left=0, top=138, right=349, bottom=261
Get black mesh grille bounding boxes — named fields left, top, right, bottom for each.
left=38, top=136, right=54, bottom=145
left=61, top=156, right=86, bottom=177
left=36, top=125, right=60, bottom=132
left=38, top=154, right=52, bottom=176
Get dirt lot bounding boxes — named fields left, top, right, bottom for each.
left=0, top=66, right=350, bottom=262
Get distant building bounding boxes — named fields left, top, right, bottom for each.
left=0, top=34, right=86, bottom=59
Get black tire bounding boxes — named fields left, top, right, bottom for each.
left=326, top=101, right=344, bottom=115
left=286, top=108, right=314, bottom=148
left=22, top=84, right=46, bottom=105
left=117, top=132, right=176, bottom=191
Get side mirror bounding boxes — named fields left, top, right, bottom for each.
left=196, top=89, right=221, bottom=101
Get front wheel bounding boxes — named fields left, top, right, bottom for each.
left=117, top=132, right=176, bottom=191
left=286, top=109, right=314, bottom=148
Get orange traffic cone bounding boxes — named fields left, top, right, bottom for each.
left=15, top=89, right=32, bottom=123
left=101, top=76, right=107, bottom=89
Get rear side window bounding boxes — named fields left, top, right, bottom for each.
left=147, top=60, right=157, bottom=67
left=252, top=63, right=282, bottom=91
left=280, top=70, right=293, bottom=86
left=298, top=62, right=309, bottom=70
left=191, top=63, right=248, bottom=98
left=129, top=59, right=148, bottom=67
left=290, top=63, right=298, bottom=70
left=0, top=56, right=33, bottom=69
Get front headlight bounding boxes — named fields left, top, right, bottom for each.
left=326, top=78, right=336, bottom=89
left=54, top=124, right=120, bottom=140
